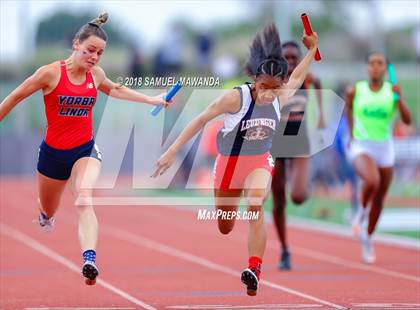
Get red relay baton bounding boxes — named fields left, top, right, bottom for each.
left=301, top=13, right=321, bottom=61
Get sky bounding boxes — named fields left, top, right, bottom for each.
left=1, top=0, right=419, bottom=62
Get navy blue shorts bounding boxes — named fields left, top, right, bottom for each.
left=37, top=140, right=102, bottom=180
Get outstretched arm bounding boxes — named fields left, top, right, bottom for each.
left=151, top=89, right=240, bottom=177
left=0, top=65, right=52, bottom=121
left=95, top=67, right=167, bottom=106
left=282, top=32, right=318, bottom=97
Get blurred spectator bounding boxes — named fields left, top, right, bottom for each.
left=195, top=32, right=214, bottom=73
left=127, top=43, right=144, bottom=77
left=154, top=22, right=185, bottom=76
left=331, top=83, right=359, bottom=217
left=153, top=48, right=166, bottom=77
left=212, top=55, right=240, bottom=85
left=413, top=25, right=420, bottom=63
left=310, top=149, right=339, bottom=195
left=334, top=110, right=359, bottom=216
left=393, top=120, right=417, bottom=180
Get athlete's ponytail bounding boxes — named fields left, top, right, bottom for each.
left=245, top=23, right=288, bottom=79
left=88, top=12, right=109, bottom=28
left=73, top=12, right=109, bottom=44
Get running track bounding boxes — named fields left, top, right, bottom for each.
left=1, top=177, right=419, bottom=310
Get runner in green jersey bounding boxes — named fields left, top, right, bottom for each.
left=345, top=52, right=411, bottom=264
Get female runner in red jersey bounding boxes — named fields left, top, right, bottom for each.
left=0, top=13, right=167, bottom=285
left=152, top=23, right=318, bottom=296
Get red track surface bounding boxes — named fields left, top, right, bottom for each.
left=1, top=177, right=419, bottom=309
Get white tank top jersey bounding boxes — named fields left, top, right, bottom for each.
left=217, top=83, right=281, bottom=156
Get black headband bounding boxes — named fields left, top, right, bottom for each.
left=88, top=22, right=100, bottom=28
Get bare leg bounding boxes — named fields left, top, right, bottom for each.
left=352, top=154, right=380, bottom=210
left=214, top=189, right=242, bottom=235
left=271, top=159, right=287, bottom=250
left=70, top=157, right=101, bottom=252
left=352, top=154, right=381, bottom=263
left=240, top=168, right=271, bottom=296
left=244, top=168, right=271, bottom=259
left=368, top=167, right=393, bottom=236
left=289, top=157, right=310, bottom=205
left=37, top=172, right=67, bottom=218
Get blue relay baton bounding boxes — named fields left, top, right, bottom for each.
left=388, top=63, right=399, bottom=101
left=150, top=81, right=182, bottom=116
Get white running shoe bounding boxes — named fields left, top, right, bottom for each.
left=352, top=206, right=369, bottom=237
left=360, top=230, right=376, bottom=264
left=37, top=212, right=55, bottom=232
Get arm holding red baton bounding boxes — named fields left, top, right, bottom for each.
left=301, top=13, right=321, bottom=61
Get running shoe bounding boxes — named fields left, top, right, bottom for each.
left=360, top=230, right=376, bottom=264
left=82, top=260, right=99, bottom=285
left=278, top=250, right=291, bottom=270
left=241, top=268, right=259, bottom=296
left=37, top=212, right=55, bottom=232
left=352, top=206, right=368, bottom=237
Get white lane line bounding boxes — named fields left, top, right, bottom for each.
left=351, top=303, right=420, bottom=309
left=0, top=223, right=156, bottom=310
left=286, top=216, right=420, bottom=250
left=26, top=308, right=136, bottom=310
left=102, top=226, right=347, bottom=310
left=166, top=304, right=324, bottom=309
left=172, top=206, right=420, bottom=282
left=7, top=196, right=419, bottom=284
left=287, top=244, right=420, bottom=283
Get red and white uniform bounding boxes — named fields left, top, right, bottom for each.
left=214, top=84, right=279, bottom=191
left=214, top=152, right=274, bottom=191
left=43, top=60, right=97, bottom=149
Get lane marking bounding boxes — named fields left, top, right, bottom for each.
left=288, top=244, right=420, bottom=283
left=0, top=223, right=156, bottom=310
left=286, top=216, right=420, bottom=250
left=4, top=202, right=416, bottom=309
left=6, top=193, right=419, bottom=284
left=351, top=303, right=420, bottom=309
left=25, top=308, right=136, bottom=310
left=170, top=206, right=420, bottom=282
left=166, top=304, right=324, bottom=309
left=103, top=226, right=347, bottom=310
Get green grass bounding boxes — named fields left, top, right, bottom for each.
left=389, top=181, right=420, bottom=198
left=263, top=195, right=351, bottom=225
left=386, top=230, right=420, bottom=239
